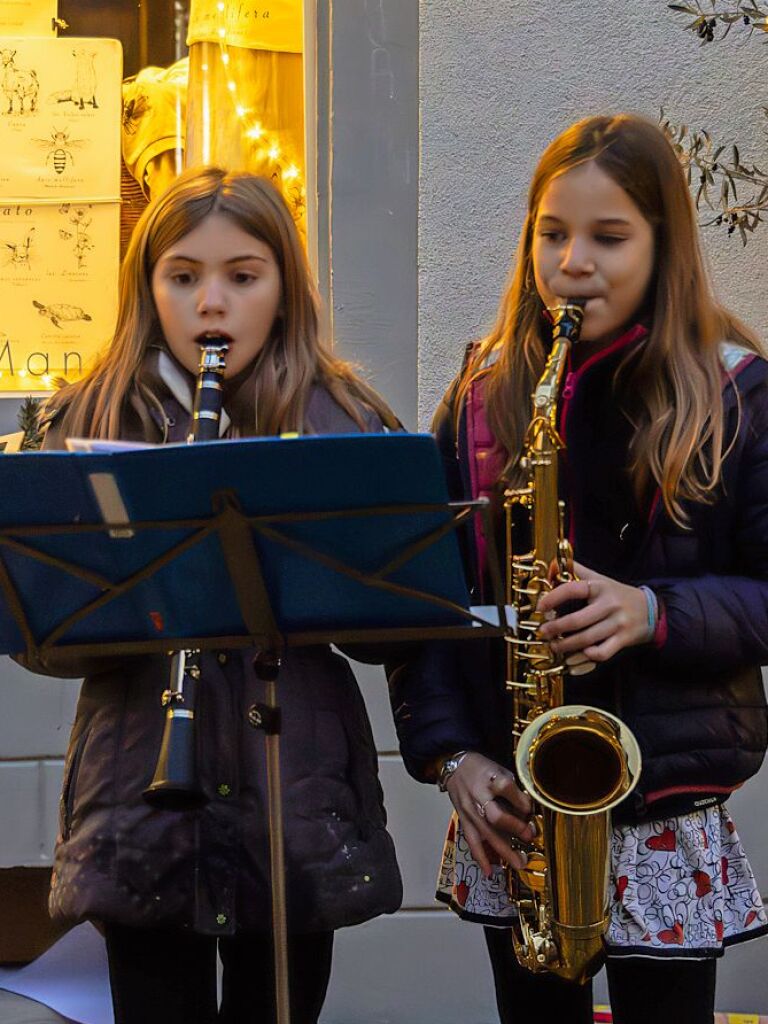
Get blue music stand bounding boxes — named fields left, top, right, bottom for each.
left=0, top=432, right=508, bottom=1024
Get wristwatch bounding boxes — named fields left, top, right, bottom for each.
left=437, top=750, right=469, bottom=792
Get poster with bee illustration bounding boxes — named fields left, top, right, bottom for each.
left=0, top=200, right=119, bottom=391
left=0, top=0, right=56, bottom=37
left=0, top=36, right=121, bottom=198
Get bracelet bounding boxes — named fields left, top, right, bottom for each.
left=437, top=750, right=470, bottom=792
left=638, top=585, right=658, bottom=640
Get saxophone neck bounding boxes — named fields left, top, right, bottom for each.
left=531, top=337, right=570, bottom=426
left=531, top=301, right=585, bottom=425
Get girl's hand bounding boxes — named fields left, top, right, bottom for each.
left=536, top=561, right=652, bottom=668
left=445, top=752, right=534, bottom=876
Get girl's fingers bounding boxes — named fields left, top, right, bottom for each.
left=537, top=579, right=590, bottom=614
left=445, top=754, right=532, bottom=875
left=549, top=617, right=616, bottom=655
left=569, top=660, right=597, bottom=676
left=484, top=800, right=536, bottom=845
left=462, top=814, right=528, bottom=875
left=489, top=766, right=533, bottom=818
left=565, top=651, right=597, bottom=674
left=583, top=636, right=623, bottom=663
left=538, top=602, right=603, bottom=641
left=565, top=651, right=592, bottom=666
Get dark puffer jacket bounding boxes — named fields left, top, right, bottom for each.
left=33, top=379, right=403, bottom=935
left=389, top=329, right=768, bottom=824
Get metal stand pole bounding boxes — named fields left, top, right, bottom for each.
left=251, top=654, right=290, bottom=1024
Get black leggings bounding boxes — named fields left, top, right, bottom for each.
left=485, top=927, right=717, bottom=1024
left=104, top=924, right=335, bottom=1024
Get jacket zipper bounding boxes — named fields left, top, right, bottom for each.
left=61, top=729, right=88, bottom=839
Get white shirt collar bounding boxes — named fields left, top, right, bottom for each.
left=157, top=348, right=231, bottom=436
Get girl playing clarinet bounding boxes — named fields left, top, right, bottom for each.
left=27, top=167, right=403, bottom=1024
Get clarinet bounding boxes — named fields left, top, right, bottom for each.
left=143, top=338, right=229, bottom=809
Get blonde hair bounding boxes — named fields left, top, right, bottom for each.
left=46, top=167, right=399, bottom=438
left=457, top=113, right=762, bottom=525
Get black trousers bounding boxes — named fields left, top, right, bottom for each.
left=104, top=924, right=335, bottom=1024
left=485, top=927, right=717, bottom=1024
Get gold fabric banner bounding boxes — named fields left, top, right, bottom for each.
left=187, top=0, right=303, bottom=54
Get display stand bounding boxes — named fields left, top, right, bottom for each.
left=0, top=432, right=510, bottom=1024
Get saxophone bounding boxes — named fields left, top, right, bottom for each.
left=504, top=301, right=641, bottom=983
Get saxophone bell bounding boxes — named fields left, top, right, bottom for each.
left=517, top=706, right=640, bottom=817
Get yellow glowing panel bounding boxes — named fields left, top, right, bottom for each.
left=0, top=37, right=121, bottom=200
left=0, top=0, right=56, bottom=36
left=0, top=201, right=120, bottom=392
left=0, top=37, right=122, bottom=394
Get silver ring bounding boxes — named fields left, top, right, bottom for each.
left=476, top=800, right=486, bottom=818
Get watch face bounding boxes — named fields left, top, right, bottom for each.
left=438, top=757, right=460, bottom=790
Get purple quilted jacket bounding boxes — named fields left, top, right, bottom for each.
left=31, top=377, right=402, bottom=934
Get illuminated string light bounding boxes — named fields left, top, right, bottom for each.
left=213, top=8, right=306, bottom=230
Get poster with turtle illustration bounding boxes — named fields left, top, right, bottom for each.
left=0, top=200, right=119, bottom=391
left=0, top=36, right=122, bottom=393
left=0, top=36, right=121, bottom=198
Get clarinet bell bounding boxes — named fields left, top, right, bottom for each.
left=143, top=702, right=207, bottom=810
left=143, top=653, right=208, bottom=810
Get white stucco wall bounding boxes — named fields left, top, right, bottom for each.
left=418, top=0, right=768, bottom=422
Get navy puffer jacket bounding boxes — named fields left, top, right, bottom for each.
left=390, top=332, right=768, bottom=824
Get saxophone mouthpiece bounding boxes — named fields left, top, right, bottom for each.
left=549, top=300, right=585, bottom=344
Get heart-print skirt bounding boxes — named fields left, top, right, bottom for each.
left=435, top=804, right=768, bottom=957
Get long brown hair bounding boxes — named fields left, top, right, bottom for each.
left=457, top=113, right=762, bottom=524
left=45, top=167, right=399, bottom=438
